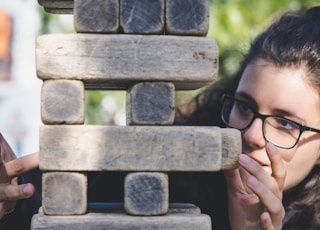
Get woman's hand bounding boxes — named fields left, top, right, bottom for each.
left=0, top=133, right=39, bottom=220
left=223, top=143, right=286, bottom=230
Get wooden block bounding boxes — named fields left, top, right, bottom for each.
left=125, top=172, right=169, bottom=216
left=39, top=125, right=241, bottom=171
left=38, top=0, right=73, bottom=14
left=221, top=128, right=243, bottom=170
left=166, top=0, right=209, bottom=36
left=120, top=0, right=164, bottom=34
left=31, top=212, right=211, bottom=230
left=42, top=172, right=87, bottom=215
left=168, top=203, right=201, bottom=214
left=86, top=202, right=201, bottom=214
left=126, top=82, right=175, bottom=125
left=41, top=79, right=85, bottom=124
left=38, top=0, right=73, bottom=8
left=44, top=7, right=73, bottom=14
left=74, top=0, right=119, bottom=33
left=36, top=34, right=218, bottom=90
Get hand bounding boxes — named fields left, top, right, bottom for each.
left=223, top=143, right=286, bottom=230
left=0, top=133, right=39, bottom=219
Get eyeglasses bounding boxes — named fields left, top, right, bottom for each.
left=221, top=94, right=320, bottom=149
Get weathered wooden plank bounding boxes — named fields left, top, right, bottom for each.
left=166, top=0, right=210, bottom=36
left=221, top=128, right=243, bottom=170
left=38, top=0, right=73, bottom=8
left=43, top=7, right=73, bottom=14
left=42, top=172, right=87, bottom=215
left=82, top=202, right=201, bottom=214
left=168, top=203, right=201, bottom=214
left=120, top=0, right=165, bottom=34
left=31, top=212, right=211, bottom=230
left=39, top=125, right=241, bottom=171
left=74, top=0, right=119, bottom=33
left=41, top=79, right=85, bottom=124
left=84, top=202, right=201, bottom=214
left=36, top=34, right=218, bottom=90
left=124, top=172, right=169, bottom=216
left=126, top=82, right=175, bottom=125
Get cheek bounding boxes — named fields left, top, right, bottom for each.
left=282, top=141, right=320, bottom=190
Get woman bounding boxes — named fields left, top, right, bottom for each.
left=180, top=5, right=320, bottom=229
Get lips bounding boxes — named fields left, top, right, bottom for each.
left=242, top=152, right=270, bottom=167
left=247, top=155, right=272, bottom=174
left=242, top=144, right=271, bottom=169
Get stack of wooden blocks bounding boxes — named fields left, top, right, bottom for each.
left=32, top=0, right=241, bottom=229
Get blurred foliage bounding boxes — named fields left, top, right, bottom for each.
left=85, top=90, right=125, bottom=124
left=208, top=0, right=319, bottom=78
left=37, top=0, right=320, bottom=124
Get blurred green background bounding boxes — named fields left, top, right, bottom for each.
left=38, top=0, right=320, bottom=125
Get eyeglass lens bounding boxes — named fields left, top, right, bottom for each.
left=222, top=96, right=301, bottom=148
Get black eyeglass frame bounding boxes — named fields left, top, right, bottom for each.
left=221, top=94, right=320, bottom=149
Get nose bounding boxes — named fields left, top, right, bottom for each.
left=242, top=118, right=267, bottom=149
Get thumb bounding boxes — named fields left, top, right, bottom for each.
left=0, top=183, right=35, bottom=201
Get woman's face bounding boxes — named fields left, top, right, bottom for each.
left=236, top=58, right=320, bottom=190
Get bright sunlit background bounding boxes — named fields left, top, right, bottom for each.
left=0, top=0, right=74, bottom=156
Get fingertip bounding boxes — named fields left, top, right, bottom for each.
left=22, top=183, right=35, bottom=198
left=266, top=142, right=282, bottom=165
left=266, top=143, right=276, bottom=155
left=260, top=212, right=272, bottom=229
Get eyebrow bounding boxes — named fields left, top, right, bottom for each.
left=234, top=92, right=257, bottom=108
left=234, top=91, right=302, bottom=119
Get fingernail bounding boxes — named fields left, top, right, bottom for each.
left=23, top=185, right=32, bottom=197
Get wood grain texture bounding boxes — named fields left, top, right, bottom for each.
left=31, top=212, right=211, bottom=230
left=74, top=0, right=119, bottom=33
left=166, top=0, right=210, bottom=35
left=83, top=202, right=201, bottom=214
left=38, top=0, right=73, bottom=8
left=126, top=82, right=175, bottom=125
left=41, top=79, right=85, bottom=124
left=38, top=0, right=73, bottom=14
left=42, top=172, right=87, bottom=215
left=44, top=7, right=73, bottom=14
left=36, top=34, right=218, bottom=90
left=39, top=125, right=241, bottom=171
left=124, top=172, right=169, bottom=216
left=120, top=0, right=164, bottom=34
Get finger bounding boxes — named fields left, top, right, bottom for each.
left=0, top=183, right=35, bottom=201
left=247, top=176, right=285, bottom=228
left=0, top=133, right=16, bottom=162
left=260, top=212, right=274, bottom=230
left=238, top=164, right=255, bottom=194
left=10, top=176, right=18, bottom=186
left=0, top=201, right=16, bottom=220
left=239, top=154, right=280, bottom=195
left=266, top=143, right=286, bottom=190
left=0, top=152, right=39, bottom=182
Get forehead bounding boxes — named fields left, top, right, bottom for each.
left=236, top=59, right=320, bottom=123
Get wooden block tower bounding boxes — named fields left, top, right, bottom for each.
left=32, top=0, right=241, bottom=229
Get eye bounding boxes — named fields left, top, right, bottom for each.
left=270, top=117, right=299, bottom=131
left=234, top=101, right=252, bottom=115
